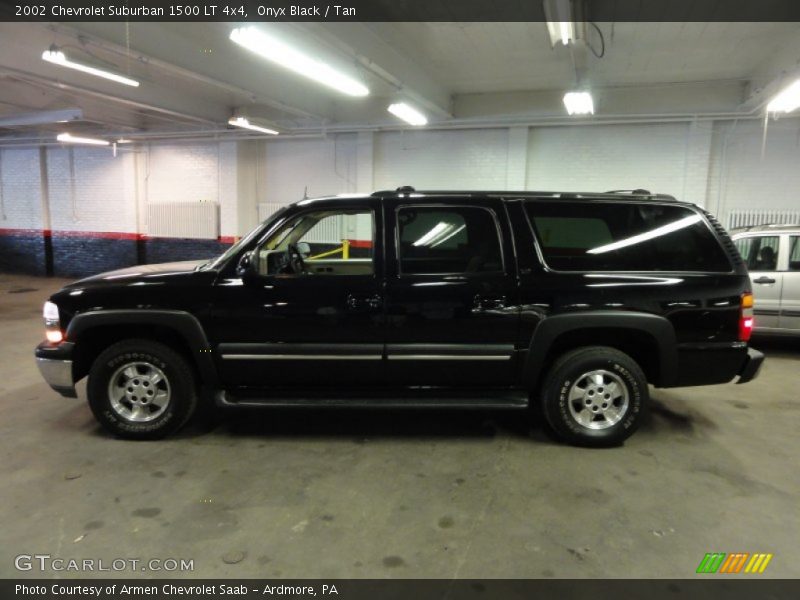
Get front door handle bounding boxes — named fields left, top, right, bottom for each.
left=473, top=294, right=507, bottom=312
left=753, top=276, right=776, bottom=285
left=346, top=293, right=383, bottom=311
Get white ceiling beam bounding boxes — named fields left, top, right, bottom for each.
left=741, top=33, right=800, bottom=112
left=0, top=108, right=82, bottom=127
left=293, top=23, right=453, bottom=119
left=0, top=23, right=233, bottom=125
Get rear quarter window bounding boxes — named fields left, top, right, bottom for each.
left=525, top=201, right=732, bottom=272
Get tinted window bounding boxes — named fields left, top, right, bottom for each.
left=526, top=201, right=731, bottom=272
left=397, top=206, right=502, bottom=274
left=734, top=235, right=779, bottom=272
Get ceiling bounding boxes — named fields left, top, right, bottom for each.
left=0, top=20, right=799, bottom=143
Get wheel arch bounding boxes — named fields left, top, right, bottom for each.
left=523, top=311, right=678, bottom=390
left=66, top=310, right=219, bottom=387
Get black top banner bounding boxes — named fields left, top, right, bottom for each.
left=1, top=0, right=800, bottom=22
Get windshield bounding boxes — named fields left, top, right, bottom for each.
left=200, top=206, right=290, bottom=270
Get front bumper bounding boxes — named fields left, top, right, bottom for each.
left=736, top=347, right=765, bottom=384
left=35, top=341, right=77, bottom=398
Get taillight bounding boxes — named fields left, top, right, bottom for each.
left=739, top=293, right=754, bottom=342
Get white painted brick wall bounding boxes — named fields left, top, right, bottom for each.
left=707, top=118, right=800, bottom=225
left=47, top=146, right=134, bottom=233
left=0, top=148, right=41, bottom=229
left=264, top=134, right=359, bottom=206
left=374, top=128, right=510, bottom=190
left=146, top=143, right=219, bottom=204
left=2, top=118, right=800, bottom=240
left=527, top=123, right=693, bottom=197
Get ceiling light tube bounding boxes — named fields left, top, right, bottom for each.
left=766, top=79, right=800, bottom=113
left=563, top=91, right=594, bottom=115
left=56, top=133, right=110, bottom=146
left=42, top=48, right=140, bottom=87
left=228, top=117, right=279, bottom=135
left=387, top=102, right=428, bottom=126
left=229, top=27, right=369, bottom=97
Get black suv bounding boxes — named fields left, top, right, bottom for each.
left=35, top=188, right=764, bottom=446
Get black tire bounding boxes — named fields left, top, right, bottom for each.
left=87, top=339, right=198, bottom=440
left=540, top=346, right=648, bottom=447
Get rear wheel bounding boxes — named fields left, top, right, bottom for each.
left=87, top=339, right=197, bottom=440
left=540, top=346, right=648, bottom=447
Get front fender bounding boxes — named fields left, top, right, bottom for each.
left=66, top=309, right=219, bottom=386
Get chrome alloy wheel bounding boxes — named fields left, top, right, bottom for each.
left=107, top=361, right=171, bottom=422
left=567, top=369, right=630, bottom=430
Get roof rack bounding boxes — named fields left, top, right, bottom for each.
left=605, top=189, right=652, bottom=195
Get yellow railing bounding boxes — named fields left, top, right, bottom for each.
left=307, top=239, right=350, bottom=261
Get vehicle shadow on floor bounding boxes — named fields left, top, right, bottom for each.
left=184, top=407, right=545, bottom=444
left=750, top=334, right=800, bottom=358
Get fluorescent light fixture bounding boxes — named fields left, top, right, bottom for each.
left=766, top=79, right=800, bottom=113
left=587, top=214, right=703, bottom=255
left=546, top=21, right=574, bottom=46
left=42, top=48, right=139, bottom=87
left=563, top=91, right=594, bottom=115
left=229, top=27, right=369, bottom=97
left=543, top=0, right=575, bottom=46
left=228, top=116, right=279, bottom=135
left=387, top=102, right=428, bottom=126
left=116, top=138, right=132, bottom=144
left=56, top=133, right=109, bottom=146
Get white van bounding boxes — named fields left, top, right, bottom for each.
left=732, top=225, right=800, bottom=335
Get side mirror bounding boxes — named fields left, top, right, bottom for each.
left=236, top=250, right=255, bottom=280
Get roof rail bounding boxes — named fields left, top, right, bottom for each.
left=605, top=189, right=651, bottom=195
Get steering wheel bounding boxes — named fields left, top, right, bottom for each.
left=286, top=243, right=306, bottom=274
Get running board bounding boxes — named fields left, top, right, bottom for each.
left=215, top=389, right=529, bottom=410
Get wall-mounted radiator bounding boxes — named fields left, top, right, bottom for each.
left=147, top=202, right=220, bottom=239
left=727, top=209, right=800, bottom=230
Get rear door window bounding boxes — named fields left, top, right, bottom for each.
left=789, top=236, right=800, bottom=271
left=525, top=201, right=731, bottom=272
left=397, top=206, right=503, bottom=275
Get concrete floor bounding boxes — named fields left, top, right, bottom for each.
left=0, top=273, right=798, bottom=579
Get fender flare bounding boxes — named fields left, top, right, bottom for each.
left=523, top=311, right=678, bottom=389
left=66, top=309, right=219, bottom=386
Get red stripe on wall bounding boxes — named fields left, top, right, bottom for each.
left=347, top=239, right=373, bottom=249
left=0, top=228, right=234, bottom=243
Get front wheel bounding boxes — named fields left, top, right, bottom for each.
left=87, top=339, right=198, bottom=440
left=540, top=346, right=648, bottom=447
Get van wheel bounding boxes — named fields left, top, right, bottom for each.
left=540, top=346, right=648, bottom=447
left=87, top=339, right=197, bottom=440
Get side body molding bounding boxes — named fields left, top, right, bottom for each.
left=523, top=311, right=678, bottom=389
left=66, top=309, right=219, bottom=386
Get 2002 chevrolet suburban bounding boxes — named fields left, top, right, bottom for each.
left=35, top=187, right=764, bottom=446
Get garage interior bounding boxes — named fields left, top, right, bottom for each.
left=1, top=16, right=799, bottom=578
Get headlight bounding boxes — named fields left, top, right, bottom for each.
left=43, top=301, right=63, bottom=343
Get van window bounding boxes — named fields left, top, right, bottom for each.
left=525, top=201, right=731, bottom=272
left=397, top=206, right=503, bottom=275
left=789, top=237, right=800, bottom=271
left=734, top=236, right=779, bottom=272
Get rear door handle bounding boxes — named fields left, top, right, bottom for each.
left=753, top=276, right=776, bottom=284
